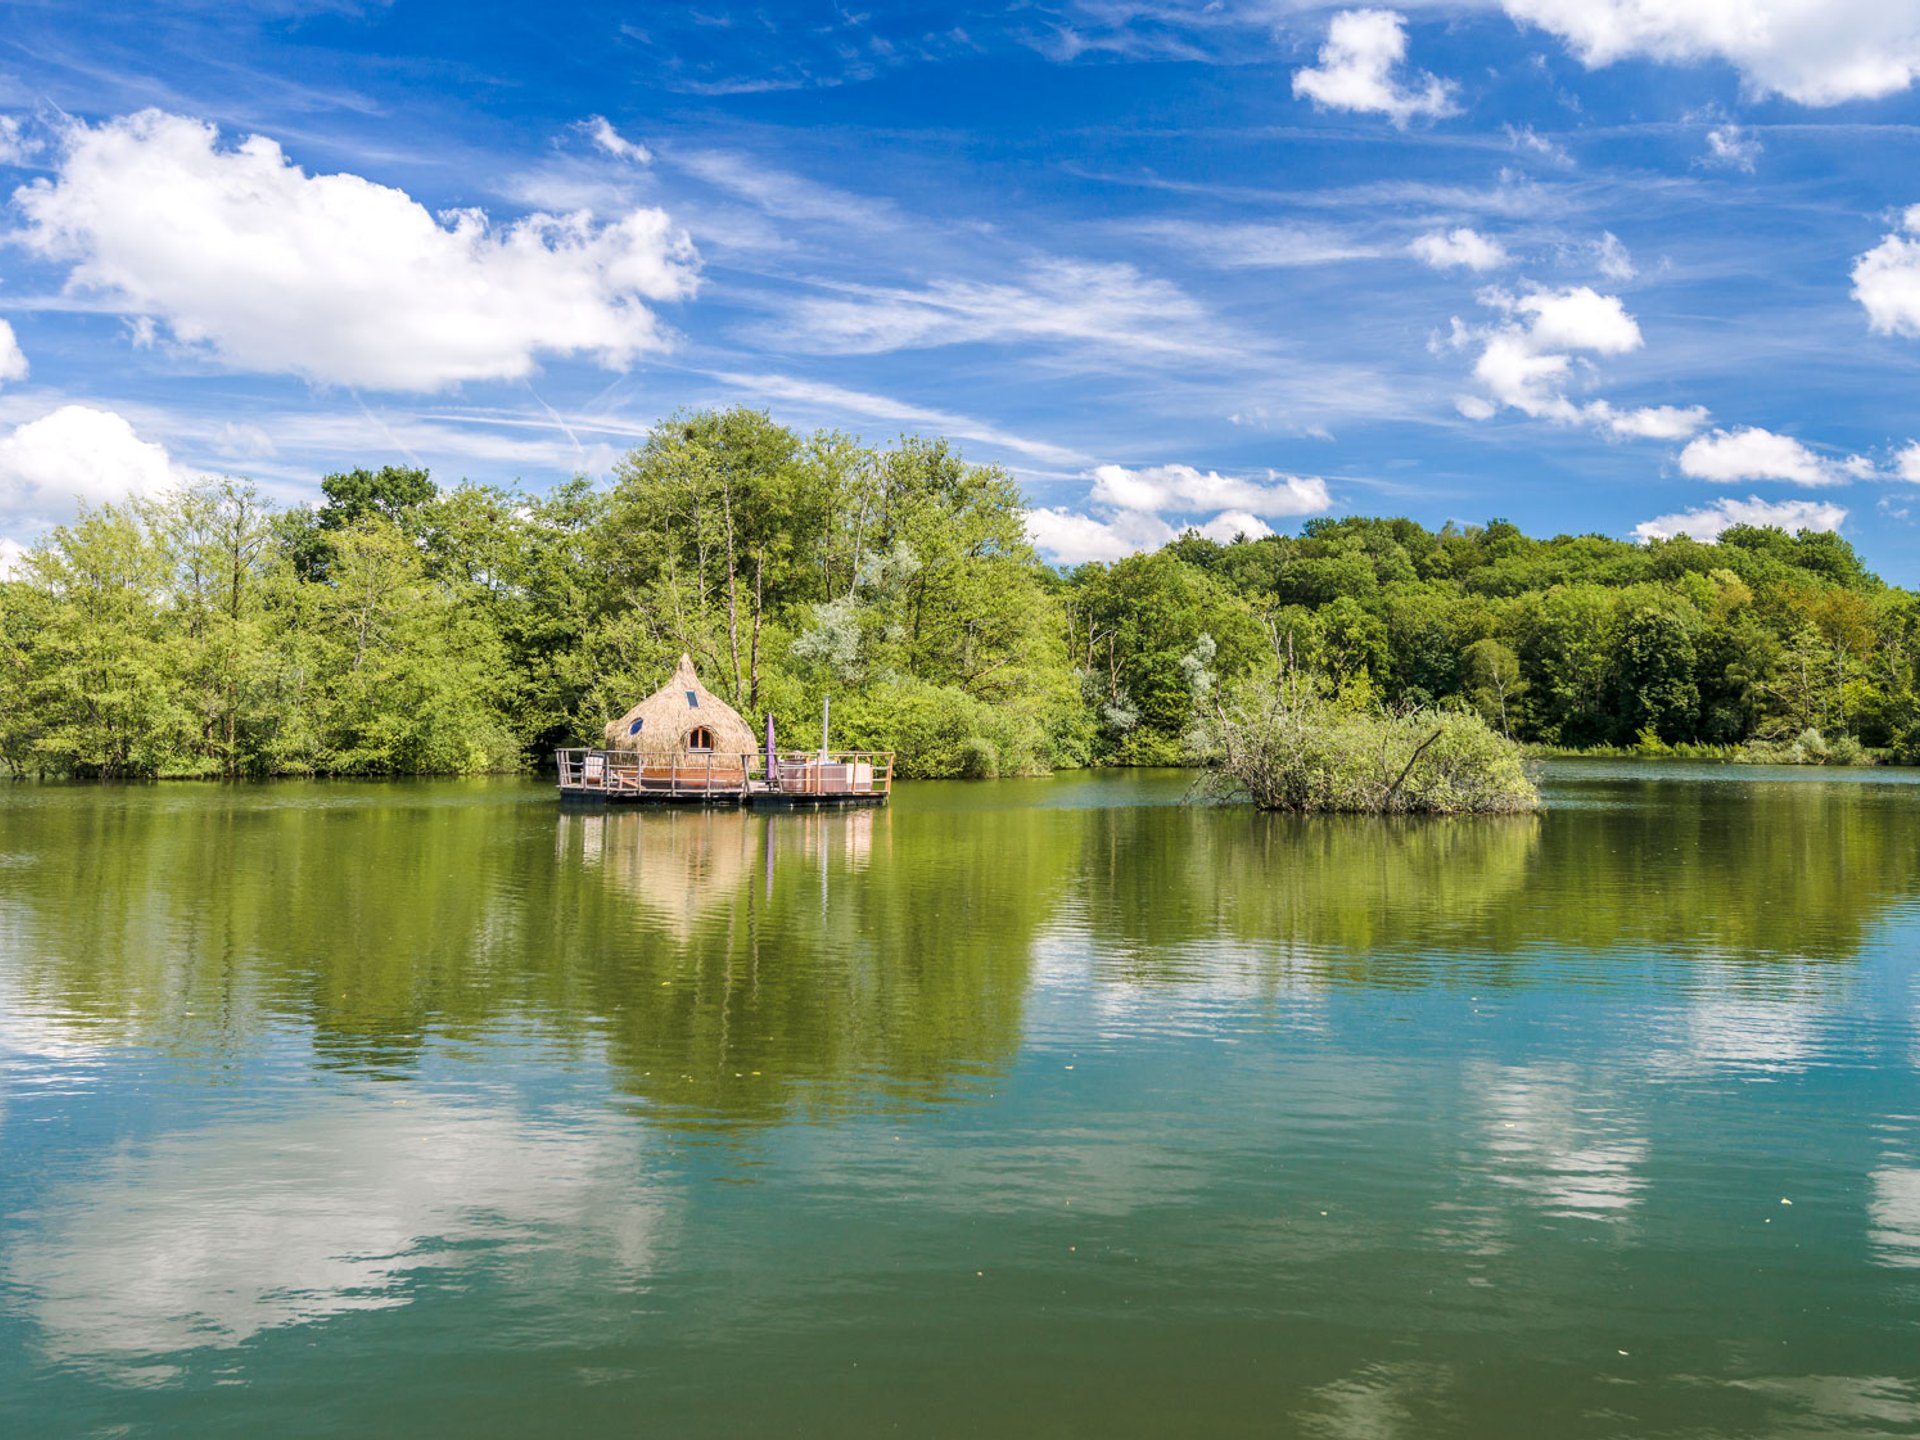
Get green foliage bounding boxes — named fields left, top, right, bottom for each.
left=3, top=413, right=1916, bottom=782
left=831, top=677, right=1051, bottom=779
left=1198, top=663, right=1540, bottom=814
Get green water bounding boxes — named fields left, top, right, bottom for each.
left=3, top=764, right=1919, bottom=1437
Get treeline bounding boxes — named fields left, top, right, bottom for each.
left=1, top=406, right=1915, bottom=779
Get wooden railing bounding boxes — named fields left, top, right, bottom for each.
left=766, top=750, right=894, bottom=796
left=554, top=749, right=894, bottom=799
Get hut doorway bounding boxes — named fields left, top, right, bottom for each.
left=687, top=726, right=715, bottom=752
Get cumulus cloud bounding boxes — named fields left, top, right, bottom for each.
left=1634, top=495, right=1848, bottom=542
left=0, top=321, right=25, bottom=384
left=13, top=110, right=699, bottom=392
left=1853, top=206, right=1920, bottom=338
left=1026, top=506, right=1180, bottom=565
left=1895, top=441, right=1920, bottom=482
left=1198, top=510, right=1275, bottom=543
left=1088, top=462, right=1331, bottom=518
left=1704, top=123, right=1762, bottom=171
left=0, top=405, right=194, bottom=522
left=0, top=535, right=25, bottom=580
left=580, top=115, right=651, bottom=164
left=1445, top=284, right=1709, bottom=440
left=1293, top=9, right=1458, bottom=127
left=1584, top=401, right=1713, bottom=440
left=1503, top=0, right=1920, bottom=105
left=1678, top=426, right=1848, bottom=486
left=1028, top=461, right=1331, bottom=564
left=1410, top=227, right=1508, bottom=272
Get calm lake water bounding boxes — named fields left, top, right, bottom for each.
left=3, top=763, right=1919, bottom=1437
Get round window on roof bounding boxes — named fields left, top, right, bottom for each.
left=688, top=726, right=714, bottom=752
left=628, top=717, right=644, bottom=736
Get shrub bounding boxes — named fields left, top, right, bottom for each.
left=1196, top=674, right=1539, bottom=814
left=827, top=679, right=1049, bottom=779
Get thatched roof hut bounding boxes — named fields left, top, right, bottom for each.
left=603, top=654, right=758, bottom=757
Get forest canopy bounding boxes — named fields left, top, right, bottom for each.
left=2, top=407, right=1916, bottom=780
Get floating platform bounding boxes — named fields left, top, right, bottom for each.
left=554, top=749, right=893, bottom=808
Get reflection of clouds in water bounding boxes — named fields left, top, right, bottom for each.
left=1869, top=1166, right=1920, bottom=1268
left=1726, top=1373, right=1920, bottom=1432
left=0, top=972, right=109, bottom=1136
left=1673, top=992, right=1835, bottom=1076
left=1476, top=1064, right=1647, bottom=1221
left=1027, top=923, right=1328, bottom=1045
left=1296, top=1362, right=1453, bottom=1440
left=4, top=1092, right=671, bottom=1367
left=845, top=1123, right=1214, bottom=1220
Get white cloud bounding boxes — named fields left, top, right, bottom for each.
left=1592, top=231, right=1636, bottom=281
left=1136, top=219, right=1388, bottom=268
left=1505, top=123, right=1572, bottom=166
left=1896, top=441, right=1920, bottom=481
left=1503, top=0, right=1920, bottom=106
left=1028, top=461, right=1329, bottom=564
left=0, top=405, right=193, bottom=521
left=1853, top=206, right=1920, bottom=339
left=1088, top=462, right=1331, bottom=518
left=1027, top=506, right=1175, bottom=564
left=1292, top=9, right=1458, bottom=127
left=1456, top=285, right=1639, bottom=418
left=1678, top=426, right=1846, bottom=486
left=0, top=115, right=35, bottom=166
left=1585, top=401, right=1711, bottom=440
left=0, top=321, right=25, bottom=384
left=1197, top=510, right=1275, bottom=543
left=1704, top=123, right=1762, bottom=171
left=709, top=371, right=1088, bottom=465
left=14, top=110, right=699, bottom=392
left=1447, top=283, right=1711, bottom=439
left=1504, top=285, right=1642, bottom=355
left=674, top=149, right=895, bottom=226
left=580, top=115, right=651, bottom=164
left=1410, top=227, right=1508, bottom=272
left=775, top=258, right=1222, bottom=362
left=0, top=535, right=25, bottom=580
left=1634, top=494, right=1848, bottom=542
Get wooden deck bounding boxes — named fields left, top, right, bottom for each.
left=555, top=749, right=893, bottom=807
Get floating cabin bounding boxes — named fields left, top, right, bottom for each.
left=555, top=654, right=893, bottom=808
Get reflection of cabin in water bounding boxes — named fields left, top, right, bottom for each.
left=555, top=653, right=892, bottom=807
left=556, top=803, right=880, bottom=939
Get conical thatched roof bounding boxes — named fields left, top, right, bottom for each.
left=604, top=654, right=758, bottom=757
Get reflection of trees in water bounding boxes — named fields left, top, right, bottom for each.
left=0, top=786, right=1078, bottom=1127
left=560, top=803, right=1073, bottom=1124
left=1520, top=778, right=1920, bottom=963
left=5, top=774, right=1919, bottom=1114
left=1074, top=806, right=1540, bottom=983
left=1076, top=778, right=1920, bottom=983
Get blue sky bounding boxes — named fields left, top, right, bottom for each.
left=7, top=2, right=1920, bottom=576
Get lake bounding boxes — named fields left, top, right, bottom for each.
left=2, top=763, right=1918, bottom=1437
